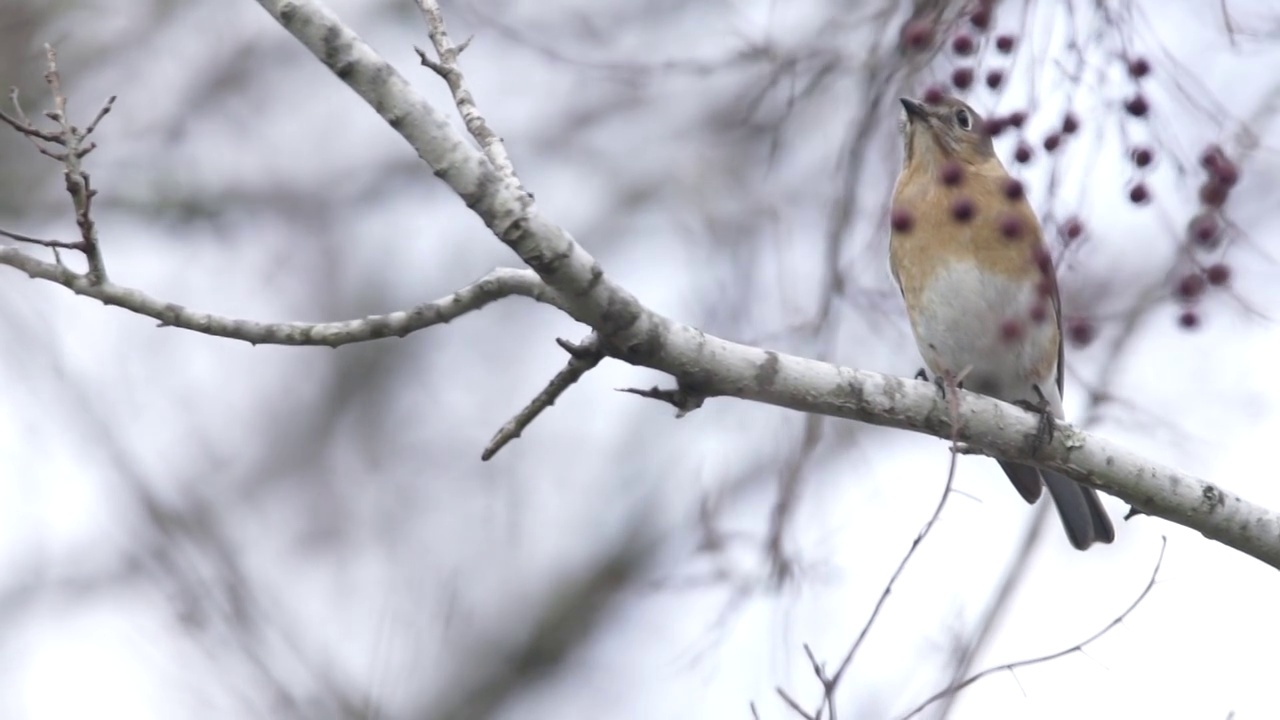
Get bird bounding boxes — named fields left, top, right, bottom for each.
left=888, top=93, right=1115, bottom=550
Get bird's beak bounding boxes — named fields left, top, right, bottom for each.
left=900, top=97, right=929, bottom=123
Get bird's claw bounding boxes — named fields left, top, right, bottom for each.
left=1014, top=386, right=1055, bottom=454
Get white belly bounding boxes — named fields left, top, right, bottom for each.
left=909, top=260, right=1057, bottom=400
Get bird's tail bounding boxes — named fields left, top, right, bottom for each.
left=1000, top=461, right=1115, bottom=550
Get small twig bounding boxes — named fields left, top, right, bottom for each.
left=83, top=95, right=117, bottom=137
left=414, top=0, right=522, bottom=188
left=764, top=413, right=825, bottom=584
left=1, top=46, right=115, bottom=284
left=0, top=227, right=84, bottom=251
left=617, top=384, right=706, bottom=417
left=900, top=538, right=1168, bottom=719
left=935, top=501, right=1051, bottom=720
left=781, top=375, right=967, bottom=719
left=481, top=334, right=605, bottom=461
left=775, top=687, right=817, bottom=720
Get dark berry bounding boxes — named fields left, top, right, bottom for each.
left=1067, top=318, right=1096, bottom=347
left=1029, top=302, right=1049, bottom=324
left=1128, top=57, right=1151, bottom=79
left=952, top=67, right=974, bottom=90
left=1132, top=146, right=1153, bottom=168
left=891, top=207, right=914, bottom=232
left=902, top=20, right=935, bottom=51
left=995, top=34, right=1015, bottom=53
left=1043, top=133, right=1061, bottom=152
left=970, top=7, right=991, bottom=30
left=1176, top=273, right=1207, bottom=301
left=1062, top=217, right=1084, bottom=240
left=1129, top=183, right=1150, bottom=204
left=1206, top=263, right=1231, bottom=286
left=1214, top=160, right=1239, bottom=187
left=1062, top=113, right=1079, bottom=134
left=1015, top=142, right=1033, bottom=163
left=1189, top=214, right=1220, bottom=248
left=1000, top=319, right=1024, bottom=341
left=1178, top=310, right=1200, bottom=329
left=1003, top=178, right=1024, bottom=200
left=952, top=34, right=976, bottom=55
left=1200, top=145, right=1225, bottom=171
left=983, top=117, right=1007, bottom=136
left=1006, top=111, right=1027, bottom=128
left=999, top=214, right=1023, bottom=239
left=1125, top=95, right=1149, bottom=117
left=923, top=85, right=945, bottom=104
left=940, top=161, right=964, bottom=186
left=1199, top=180, right=1228, bottom=208
left=951, top=197, right=975, bottom=222
left=1032, top=247, right=1053, bottom=276
left=986, top=69, right=1004, bottom=89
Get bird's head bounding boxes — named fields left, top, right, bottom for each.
left=898, top=94, right=997, bottom=170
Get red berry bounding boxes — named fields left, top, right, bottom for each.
left=1015, top=142, right=1033, bottom=163
left=999, top=214, right=1023, bottom=239
left=952, top=67, right=975, bottom=90
left=1000, top=318, right=1024, bottom=341
left=1132, top=146, right=1153, bottom=168
left=1189, top=214, right=1220, bottom=248
left=902, top=19, right=935, bottom=51
left=970, top=7, right=991, bottom=30
left=923, top=85, right=946, bottom=104
left=1200, top=145, right=1225, bottom=171
left=1199, top=180, right=1228, bottom=208
left=1043, top=133, right=1061, bottom=152
left=951, top=197, right=976, bottom=222
left=952, top=34, right=976, bottom=55
left=995, top=34, right=1016, bottom=53
left=1178, top=310, right=1200, bottom=329
left=1036, top=277, right=1054, bottom=298
left=1062, top=113, right=1079, bottom=134
left=1214, top=160, right=1239, bottom=187
left=1067, top=318, right=1096, bottom=347
left=1129, top=183, right=1150, bottom=204
left=1003, top=178, right=1024, bottom=200
left=1029, top=301, right=1049, bottom=323
left=1032, top=247, right=1053, bottom=276
left=1206, top=263, right=1231, bottom=286
left=1125, top=95, right=1149, bottom=117
left=1128, top=57, right=1151, bottom=78
left=1176, top=273, right=1207, bottom=301
left=891, top=207, right=914, bottom=232
left=940, top=161, right=964, bottom=186
left=983, top=117, right=1007, bottom=136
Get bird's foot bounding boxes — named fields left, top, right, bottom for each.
left=1014, top=386, right=1055, bottom=454
left=916, top=368, right=962, bottom=401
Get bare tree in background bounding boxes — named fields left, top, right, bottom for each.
left=0, top=1, right=1278, bottom=719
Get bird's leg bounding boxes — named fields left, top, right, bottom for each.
left=1014, top=385, right=1055, bottom=454
left=916, top=368, right=963, bottom=401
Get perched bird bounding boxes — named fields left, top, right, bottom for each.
left=888, top=94, right=1115, bottom=550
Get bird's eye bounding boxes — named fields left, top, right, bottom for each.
left=955, top=108, right=972, bottom=130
